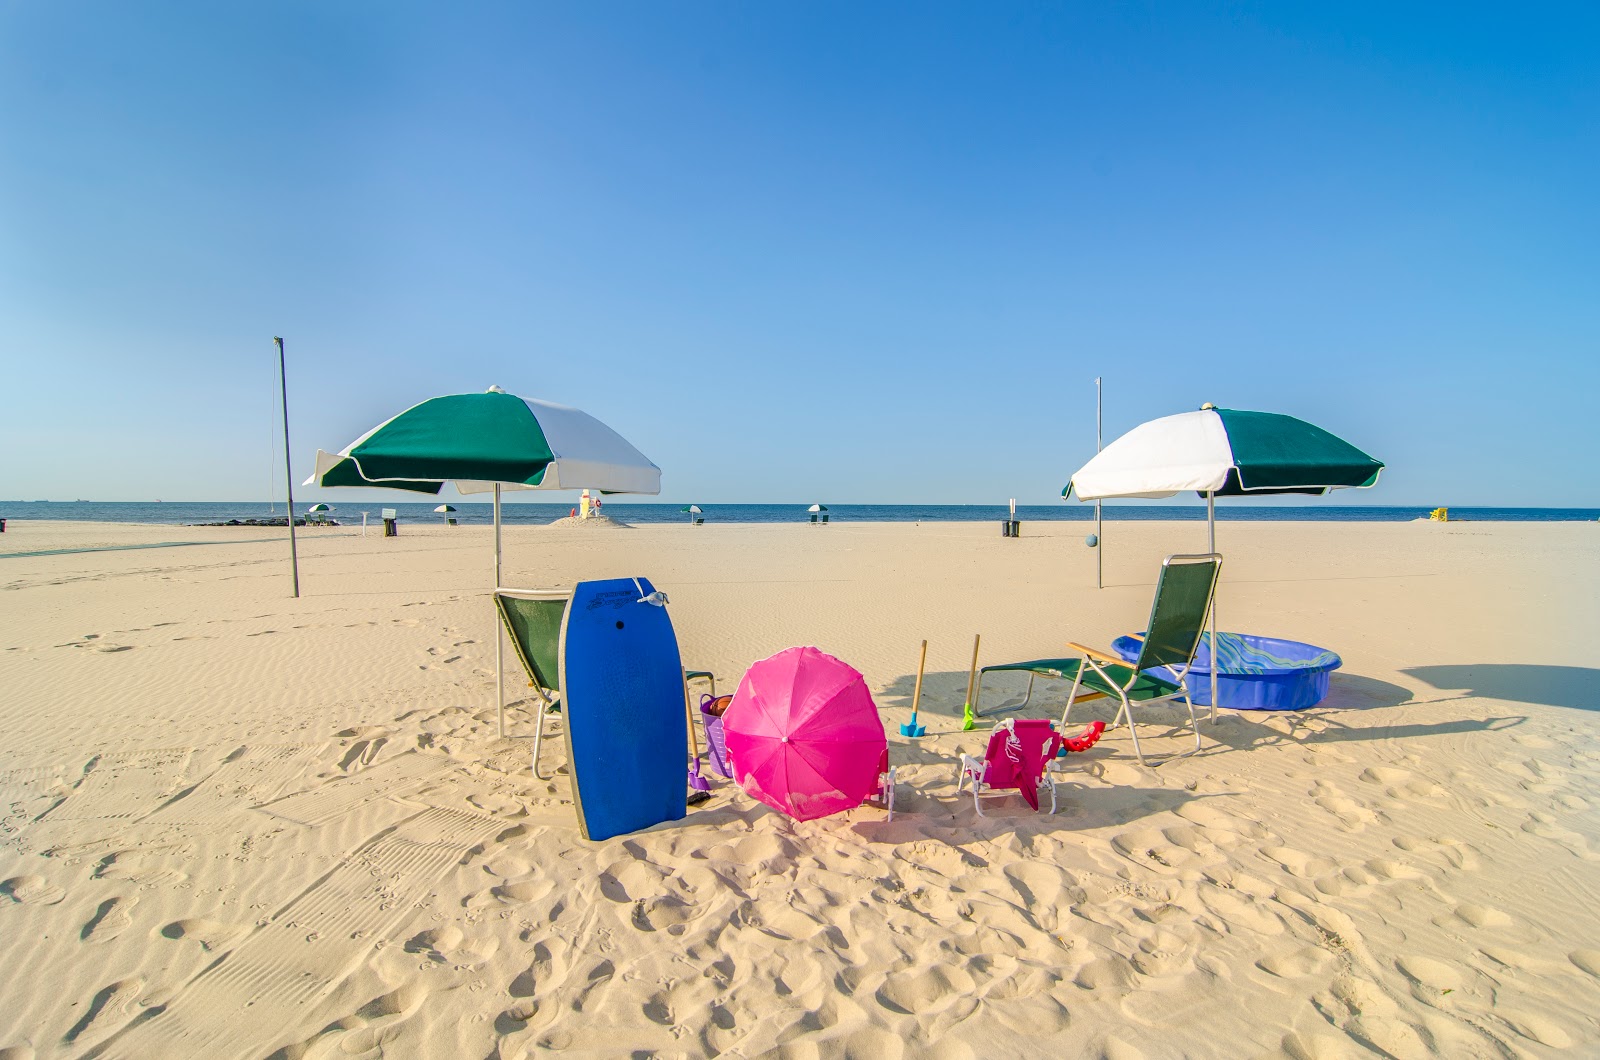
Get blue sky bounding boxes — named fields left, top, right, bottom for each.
left=2, top=3, right=1595, bottom=506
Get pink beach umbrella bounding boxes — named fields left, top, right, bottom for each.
left=723, top=646, right=888, bottom=822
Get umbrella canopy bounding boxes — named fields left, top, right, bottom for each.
left=682, top=505, right=702, bottom=514
left=305, top=385, right=660, bottom=739
left=807, top=504, right=827, bottom=513
left=307, top=502, right=333, bottom=512
left=309, top=386, right=660, bottom=496
left=433, top=504, right=458, bottom=513
left=1065, top=407, right=1383, bottom=500
left=723, top=646, right=886, bottom=821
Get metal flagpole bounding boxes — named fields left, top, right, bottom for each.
left=275, top=337, right=300, bottom=598
left=1207, top=489, right=1218, bottom=719
left=494, top=483, right=504, bottom=737
left=1095, top=377, right=1103, bottom=590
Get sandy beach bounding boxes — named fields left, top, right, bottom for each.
left=1, top=516, right=1597, bottom=1058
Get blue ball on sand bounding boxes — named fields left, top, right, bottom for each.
left=1085, top=534, right=1099, bottom=548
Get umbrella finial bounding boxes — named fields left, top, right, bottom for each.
left=486, top=384, right=506, bottom=394
left=1200, top=402, right=1217, bottom=410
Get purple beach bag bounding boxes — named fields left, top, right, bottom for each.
left=700, top=694, right=733, bottom=777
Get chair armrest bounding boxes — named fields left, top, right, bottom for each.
left=1066, top=641, right=1124, bottom=667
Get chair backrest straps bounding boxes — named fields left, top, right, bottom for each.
left=1134, top=553, right=1222, bottom=674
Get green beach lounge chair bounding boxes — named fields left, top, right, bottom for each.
left=495, top=588, right=570, bottom=779
left=974, top=553, right=1222, bottom=766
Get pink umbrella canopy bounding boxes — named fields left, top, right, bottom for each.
left=723, top=646, right=887, bottom=821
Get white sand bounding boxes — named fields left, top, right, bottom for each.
left=1, top=516, right=1597, bottom=1058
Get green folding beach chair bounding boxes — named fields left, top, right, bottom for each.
left=495, top=588, right=571, bottom=779
left=973, top=553, right=1222, bottom=766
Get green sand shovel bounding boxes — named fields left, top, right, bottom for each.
left=960, top=634, right=981, bottom=730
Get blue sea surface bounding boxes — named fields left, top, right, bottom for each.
left=2, top=501, right=1595, bottom=526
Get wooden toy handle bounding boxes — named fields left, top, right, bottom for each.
left=911, top=640, right=928, bottom=714
left=963, top=634, right=981, bottom=704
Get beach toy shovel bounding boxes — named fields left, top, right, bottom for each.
left=900, top=640, right=928, bottom=738
left=959, top=634, right=981, bottom=731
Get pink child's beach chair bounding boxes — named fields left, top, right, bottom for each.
left=956, top=718, right=1105, bottom=816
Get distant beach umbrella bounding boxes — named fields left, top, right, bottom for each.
left=722, top=647, right=886, bottom=821
left=807, top=504, right=827, bottom=512
left=434, top=503, right=458, bottom=525
left=1065, top=406, right=1383, bottom=502
left=681, top=504, right=703, bottom=523
left=1063, top=405, right=1383, bottom=709
left=307, top=503, right=333, bottom=512
left=305, top=385, right=661, bottom=737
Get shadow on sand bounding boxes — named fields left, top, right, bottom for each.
left=1403, top=664, right=1600, bottom=712
left=880, top=666, right=1532, bottom=758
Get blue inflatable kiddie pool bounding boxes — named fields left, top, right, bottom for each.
left=1110, top=632, right=1341, bottom=712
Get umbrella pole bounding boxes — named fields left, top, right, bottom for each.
left=495, top=484, right=504, bottom=738
left=1096, top=376, right=1103, bottom=590
left=1207, top=490, right=1218, bottom=721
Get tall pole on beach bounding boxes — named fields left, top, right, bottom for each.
left=275, top=337, right=300, bottom=598
left=1095, top=376, right=1103, bottom=590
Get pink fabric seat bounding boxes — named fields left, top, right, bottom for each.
left=956, top=718, right=1104, bottom=816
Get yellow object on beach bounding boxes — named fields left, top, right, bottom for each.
left=1429, top=507, right=1449, bottom=521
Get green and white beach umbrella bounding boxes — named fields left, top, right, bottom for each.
left=1064, top=406, right=1383, bottom=501
left=306, top=385, right=661, bottom=737
left=1064, top=405, right=1384, bottom=712
left=309, top=386, right=661, bottom=498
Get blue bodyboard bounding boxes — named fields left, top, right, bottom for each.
left=558, top=577, right=687, bottom=841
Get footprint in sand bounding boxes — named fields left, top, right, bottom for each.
left=1391, top=835, right=1480, bottom=871
left=1074, top=954, right=1139, bottom=993
left=157, top=917, right=250, bottom=952
left=1173, top=801, right=1271, bottom=840
left=1449, top=903, right=1513, bottom=929
left=92, top=849, right=188, bottom=888
left=0, top=875, right=65, bottom=905
left=1110, top=826, right=1225, bottom=872
left=1570, top=949, right=1600, bottom=977
left=63, top=977, right=144, bottom=1045
left=875, top=964, right=978, bottom=1015
left=1260, top=846, right=1341, bottom=880
left=81, top=896, right=136, bottom=943
left=1499, top=757, right=1569, bottom=794
left=1502, top=1013, right=1573, bottom=1049
left=1359, top=766, right=1446, bottom=800
left=1396, top=955, right=1464, bottom=995
left=1256, top=945, right=1335, bottom=979
left=1521, top=813, right=1600, bottom=860
left=1309, top=781, right=1382, bottom=832
left=1198, top=882, right=1285, bottom=936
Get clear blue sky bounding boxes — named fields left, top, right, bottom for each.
left=3, top=3, right=1595, bottom=506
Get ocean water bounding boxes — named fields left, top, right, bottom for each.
left=2, top=501, right=1596, bottom=526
